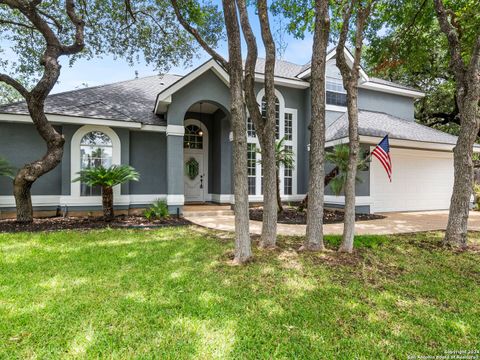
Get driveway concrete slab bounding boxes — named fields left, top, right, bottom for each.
left=184, top=210, right=480, bottom=236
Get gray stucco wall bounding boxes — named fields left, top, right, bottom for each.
left=0, top=122, right=62, bottom=196
left=129, top=131, right=167, bottom=194
left=167, top=70, right=231, bottom=126
left=359, top=88, right=415, bottom=121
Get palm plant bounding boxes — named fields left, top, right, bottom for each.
left=73, top=165, right=140, bottom=221
left=326, top=144, right=369, bottom=196
left=258, top=137, right=295, bottom=213
left=0, top=157, right=15, bottom=179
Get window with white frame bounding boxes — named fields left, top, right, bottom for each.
left=80, top=131, right=113, bottom=196
left=247, top=89, right=297, bottom=197
left=326, top=79, right=347, bottom=107
left=284, top=145, right=293, bottom=195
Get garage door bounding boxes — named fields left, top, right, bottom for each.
left=370, top=148, right=454, bottom=213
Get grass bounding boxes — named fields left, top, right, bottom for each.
left=0, top=227, right=479, bottom=359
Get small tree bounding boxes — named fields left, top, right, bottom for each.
left=73, top=165, right=139, bottom=221
left=257, top=137, right=295, bottom=213
left=0, top=157, right=14, bottom=179
left=326, top=144, right=369, bottom=196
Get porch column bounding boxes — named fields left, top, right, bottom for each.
left=166, top=124, right=185, bottom=214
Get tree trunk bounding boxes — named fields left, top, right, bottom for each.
left=102, top=186, right=114, bottom=221
left=276, top=167, right=283, bottom=212
left=258, top=132, right=278, bottom=248
left=14, top=103, right=65, bottom=223
left=222, top=0, right=252, bottom=264
left=302, top=0, right=329, bottom=252
left=299, top=166, right=339, bottom=212
left=335, top=0, right=372, bottom=253
left=433, top=0, right=480, bottom=249
left=339, top=91, right=359, bottom=253
left=237, top=0, right=278, bottom=249
left=444, top=96, right=479, bottom=248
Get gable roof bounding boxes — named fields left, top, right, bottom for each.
left=326, top=110, right=459, bottom=145
left=0, top=74, right=182, bottom=125
left=296, top=47, right=424, bottom=97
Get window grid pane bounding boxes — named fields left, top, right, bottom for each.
left=261, top=96, right=280, bottom=139
left=247, top=117, right=256, bottom=138
left=184, top=125, right=203, bottom=149
left=326, top=80, right=347, bottom=107
left=284, top=145, right=293, bottom=195
left=284, top=113, right=292, bottom=141
left=247, top=143, right=256, bottom=195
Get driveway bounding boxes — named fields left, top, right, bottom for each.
left=184, top=210, right=480, bottom=236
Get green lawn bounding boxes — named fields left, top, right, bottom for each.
left=0, top=227, right=479, bottom=359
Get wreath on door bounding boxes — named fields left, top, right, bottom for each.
left=185, top=158, right=199, bottom=180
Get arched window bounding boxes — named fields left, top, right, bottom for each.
left=184, top=124, right=204, bottom=149
left=80, top=131, right=113, bottom=196
left=261, top=96, right=280, bottom=139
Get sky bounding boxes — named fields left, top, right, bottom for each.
left=48, top=6, right=315, bottom=94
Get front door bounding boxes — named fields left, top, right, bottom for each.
left=183, top=121, right=207, bottom=203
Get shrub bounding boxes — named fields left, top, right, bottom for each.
left=144, top=200, right=169, bottom=220
left=73, top=165, right=140, bottom=221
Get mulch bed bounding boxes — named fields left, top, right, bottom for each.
left=249, top=207, right=385, bottom=225
left=0, top=215, right=191, bottom=233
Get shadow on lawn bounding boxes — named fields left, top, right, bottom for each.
left=1, top=228, right=479, bottom=358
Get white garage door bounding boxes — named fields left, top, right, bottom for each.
left=370, top=148, right=454, bottom=213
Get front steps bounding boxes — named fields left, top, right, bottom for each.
left=183, top=204, right=234, bottom=217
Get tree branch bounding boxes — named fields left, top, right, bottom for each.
left=170, top=0, right=228, bottom=70
left=236, top=0, right=263, bottom=134
left=0, top=73, right=29, bottom=98
left=60, top=0, right=85, bottom=55
left=433, top=0, right=466, bottom=83
left=336, top=0, right=356, bottom=85
left=0, top=18, right=35, bottom=30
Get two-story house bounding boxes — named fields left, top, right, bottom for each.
left=0, top=48, right=462, bottom=217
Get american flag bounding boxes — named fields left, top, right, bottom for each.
left=372, top=135, right=392, bottom=182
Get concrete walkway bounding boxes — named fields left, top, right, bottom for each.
left=184, top=210, right=480, bottom=236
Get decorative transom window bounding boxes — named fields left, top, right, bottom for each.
left=80, top=131, right=113, bottom=196
left=184, top=125, right=203, bottom=149
left=326, top=79, right=347, bottom=107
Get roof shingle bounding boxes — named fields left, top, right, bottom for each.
left=0, top=74, right=182, bottom=125
left=326, top=110, right=459, bottom=145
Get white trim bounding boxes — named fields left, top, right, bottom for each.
left=359, top=81, right=425, bottom=98
left=210, top=194, right=234, bottom=203
left=140, top=125, right=167, bottom=132
left=325, top=135, right=475, bottom=153
left=254, top=73, right=309, bottom=89
left=0, top=194, right=168, bottom=208
left=183, top=119, right=209, bottom=203
left=0, top=113, right=169, bottom=133
left=166, top=124, right=185, bottom=137
left=0, top=113, right=143, bottom=129
left=324, top=195, right=374, bottom=206
left=167, top=194, right=185, bottom=206
left=70, top=125, right=122, bottom=199
left=255, top=88, right=286, bottom=111
left=155, top=59, right=230, bottom=113
left=326, top=104, right=347, bottom=112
